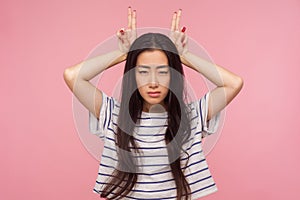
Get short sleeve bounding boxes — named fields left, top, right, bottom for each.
left=88, top=91, right=114, bottom=139
left=195, top=92, right=221, bottom=138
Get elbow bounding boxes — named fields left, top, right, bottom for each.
left=232, top=76, right=244, bottom=93
left=63, top=68, right=73, bottom=81
left=63, top=68, right=76, bottom=91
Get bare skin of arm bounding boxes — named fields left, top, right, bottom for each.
left=170, top=9, right=243, bottom=121
left=63, top=51, right=126, bottom=119
left=63, top=7, right=136, bottom=119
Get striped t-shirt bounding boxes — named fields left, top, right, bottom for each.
left=89, top=91, right=220, bottom=199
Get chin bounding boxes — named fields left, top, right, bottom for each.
left=146, top=99, right=162, bottom=105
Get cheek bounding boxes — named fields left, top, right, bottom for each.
left=159, top=76, right=170, bottom=88
left=135, top=73, right=148, bottom=87
left=136, top=80, right=147, bottom=93
left=162, top=85, right=170, bottom=94
left=135, top=74, right=142, bottom=87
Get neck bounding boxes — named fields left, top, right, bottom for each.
left=143, top=102, right=167, bottom=113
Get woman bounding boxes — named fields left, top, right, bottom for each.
left=64, top=7, right=243, bottom=200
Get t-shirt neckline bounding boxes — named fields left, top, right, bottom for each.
left=141, top=111, right=168, bottom=116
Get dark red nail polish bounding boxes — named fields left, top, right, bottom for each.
left=120, top=30, right=124, bottom=34
left=181, top=27, right=186, bottom=32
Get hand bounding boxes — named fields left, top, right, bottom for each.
left=169, top=9, right=188, bottom=56
left=117, top=7, right=137, bottom=54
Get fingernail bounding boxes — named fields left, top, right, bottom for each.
left=181, top=27, right=186, bottom=32
left=128, top=6, right=131, bottom=9
left=120, top=29, right=124, bottom=34
left=133, top=9, right=136, bottom=12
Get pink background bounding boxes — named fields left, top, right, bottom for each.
left=1, top=0, right=300, bottom=199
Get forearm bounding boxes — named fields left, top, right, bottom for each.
left=71, top=50, right=126, bottom=81
left=65, top=50, right=126, bottom=82
left=180, top=52, right=242, bottom=89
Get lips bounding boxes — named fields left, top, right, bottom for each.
left=147, top=91, right=161, bottom=98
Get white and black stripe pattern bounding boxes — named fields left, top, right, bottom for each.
left=89, top=91, right=220, bottom=199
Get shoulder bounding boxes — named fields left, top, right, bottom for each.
left=99, top=92, right=121, bottom=123
left=101, top=91, right=120, bottom=108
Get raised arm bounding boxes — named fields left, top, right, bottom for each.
left=170, top=9, right=243, bottom=121
left=63, top=7, right=137, bottom=119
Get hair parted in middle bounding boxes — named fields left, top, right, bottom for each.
left=100, top=32, right=192, bottom=200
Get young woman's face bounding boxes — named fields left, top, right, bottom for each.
left=135, top=50, right=170, bottom=112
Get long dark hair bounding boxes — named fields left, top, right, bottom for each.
left=101, top=33, right=192, bottom=199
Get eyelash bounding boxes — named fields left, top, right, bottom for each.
left=139, top=71, right=148, bottom=74
left=138, top=71, right=169, bottom=74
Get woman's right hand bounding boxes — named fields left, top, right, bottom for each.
left=117, top=7, right=137, bottom=53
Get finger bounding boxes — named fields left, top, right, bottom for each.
left=182, top=34, right=188, bottom=47
left=120, top=28, right=125, bottom=35
left=123, top=38, right=130, bottom=47
left=181, top=33, right=187, bottom=43
left=132, top=9, right=136, bottom=30
left=171, top=12, right=177, bottom=31
left=183, top=35, right=188, bottom=45
left=175, top=9, right=182, bottom=30
left=117, top=28, right=125, bottom=39
left=116, top=30, right=124, bottom=43
left=116, top=30, right=121, bottom=38
left=127, top=6, right=132, bottom=29
left=117, top=29, right=123, bottom=37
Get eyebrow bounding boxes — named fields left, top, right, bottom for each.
left=137, top=65, right=169, bottom=69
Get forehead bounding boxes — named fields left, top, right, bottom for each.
left=136, top=50, right=168, bottom=65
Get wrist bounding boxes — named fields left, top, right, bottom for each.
left=115, top=50, right=127, bottom=62
left=180, top=50, right=190, bottom=58
left=179, top=51, right=191, bottom=66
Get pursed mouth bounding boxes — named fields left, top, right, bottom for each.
left=147, top=91, right=161, bottom=97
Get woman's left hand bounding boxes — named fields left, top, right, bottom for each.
left=169, top=9, right=188, bottom=56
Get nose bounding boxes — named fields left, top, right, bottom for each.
left=149, top=72, right=159, bottom=88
